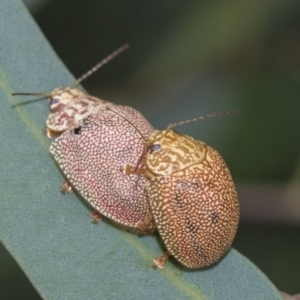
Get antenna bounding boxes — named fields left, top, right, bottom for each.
left=11, top=91, right=51, bottom=96
left=71, top=44, right=130, bottom=87
left=12, top=44, right=130, bottom=97
left=166, top=111, right=238, bottom=130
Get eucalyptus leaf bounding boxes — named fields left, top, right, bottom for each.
left=0, top=1, right=282, bottom=299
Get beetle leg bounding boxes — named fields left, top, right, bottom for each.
left=153, top=251, right=171, bottom=269
left=46, top=128, right=60, bottom=139
left=136, top=214, right=153, bottom=231
left=123, top=163, right=145, bottom=175
left=60, top=181, right=73, bottom=194
left=90, top=210, right=103, bottom=224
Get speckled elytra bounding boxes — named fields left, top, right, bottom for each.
left=125, top=112, right=240, bottom=268
left=12, top=45, right=155, bottom=233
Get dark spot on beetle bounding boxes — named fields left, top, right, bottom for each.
left=185, top=218, right=199, bottom=234
left=192, top=239, right=210, bottom=264
left=73, top=126, right=82, bottom=135
left=189, top=181, right=201, bottom=188
left=173, top=192, right=183, bottom=209
left=210, top=211, right=219, bottom=223
left=149, top=144, right=161, bottom=152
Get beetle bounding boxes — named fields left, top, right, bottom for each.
left=49, top=105, right=155, bottom=232
left=12, top=45, right=155, bottom=233
left=125, top=112, right=239, bottom=268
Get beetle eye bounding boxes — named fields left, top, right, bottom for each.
left=149, top=144, right=161, bottom=152
left=50, top=98, right=59, bottom=106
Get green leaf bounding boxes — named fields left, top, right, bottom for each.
left=0, top=1, right=282, bottom=299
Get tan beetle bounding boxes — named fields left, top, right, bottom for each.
left=125, top=112, right=239, bottom=268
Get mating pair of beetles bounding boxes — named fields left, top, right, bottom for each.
left=13, top=45, right=239, bottom=269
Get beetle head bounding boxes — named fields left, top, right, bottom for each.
left=145, top=129, right=207, bottom=177
left=145, top=110, right=238, bottom=178
left=11, top=44, right=130, bottom=138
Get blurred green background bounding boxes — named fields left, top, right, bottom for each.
left=1, top=0, right=300, bottom=298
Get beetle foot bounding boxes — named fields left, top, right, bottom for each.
left=153, top=251, right=171, bottom=269
left=60, top=181, right=73, bottom=194
left=90, top=210, right=103, bottom=224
